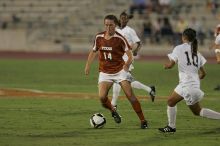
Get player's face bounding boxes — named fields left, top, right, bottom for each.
left=120, top=15, right=128, bottom=27
left=104, top=19, right=116, bottom=36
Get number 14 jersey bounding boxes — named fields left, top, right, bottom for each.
left=92, top=31, right=131, bottom=74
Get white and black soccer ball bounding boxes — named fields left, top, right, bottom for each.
left=90, top=113, right=106, bottom=128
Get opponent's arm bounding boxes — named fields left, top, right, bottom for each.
left=85, top=50, right=97, bottom=75
left=199, top=66, right=206, bottom=79
left=124, top=50, right=133, bottom=71
left=164, top=59, right=175, bottom=69
left=132, top=41, right=141, bottom=56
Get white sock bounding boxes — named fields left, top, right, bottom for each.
left=167, top=106, right=177, bottom=128
left=200, top=108, right=220, bottom=119
left=131, top=81, right=151, bottom=93
left=111, top=83, right=121, bottom=106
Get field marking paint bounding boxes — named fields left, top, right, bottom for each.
left=11, top=88, right=43, bottom=93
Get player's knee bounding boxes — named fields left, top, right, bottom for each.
left=100, top=96, right=107, bottom=103
left=128, top=96, right=137, bottom=103
left=125, top=93, right=133, bottom=99
left=192, top=110, right=200, bottom=116
left=191, top=108, right=201, bottom=116
left=100, top=96, right=108, bottom=100
left=167, top=99, right=176, bottom=107
left=100, top=97, right=108, bottom=108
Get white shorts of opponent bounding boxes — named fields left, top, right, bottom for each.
left=98, top=69, right=132, bottom=84
left=174, top=84, right=204, bottom=105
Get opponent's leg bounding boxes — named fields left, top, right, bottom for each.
left=131, top=81, right=156, bottom=101
left=111, top=83, right=121, bottom=109
left=189, top=102, right=220, bottom=119
left=159, top=91, right=183, bottom=133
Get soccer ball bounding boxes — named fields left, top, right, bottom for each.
left=90, top=113, right=106, bottom=128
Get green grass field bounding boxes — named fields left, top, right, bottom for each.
left=0, top=59, right=219, bottom=146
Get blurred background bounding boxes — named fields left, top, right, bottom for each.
left=0, top=0, right=219, bottom=57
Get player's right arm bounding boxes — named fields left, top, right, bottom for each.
left=165, top=47, right=178, bottom=69
left=85, top=50, right=97, bottom=75
left=164, top=59, right=175, bottom=69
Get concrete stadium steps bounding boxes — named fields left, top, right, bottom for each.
left=0, top=0, right=219, bottom=54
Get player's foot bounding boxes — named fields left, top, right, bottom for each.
left=149, top=86, right=156, bottom=102
left=141, top=120, right=148, bottom=129
left=158, top=125, right=176, bottom=133
left=112, top=111, right=121, bottom=124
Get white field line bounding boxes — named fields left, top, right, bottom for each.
left=9, top=88, right=44, bottom=93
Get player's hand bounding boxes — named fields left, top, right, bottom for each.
left=164, top=63, right=170, bottom=69
left=84, top=66, right=90, bottom=75
left=164, top=60, right=175, bottom=69
left=199, top=74, right=205, bottom=79
left=199, top=72, right=206, bottom=79
left=123, top=64, right=129, bottom=72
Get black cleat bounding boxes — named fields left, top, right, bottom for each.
left=141, top=120, right=148, bottom=129
left=158, top=125, right=176, bottom=133
left=112, top=111, right=121, bottom=124
left=149, top=86, right=156, bottom=102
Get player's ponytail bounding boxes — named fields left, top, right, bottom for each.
left=191, top=38, right=198, bottom=56
left=183, top=28, right=198, bottom=55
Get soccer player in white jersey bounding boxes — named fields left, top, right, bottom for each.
left=111, top=11, right=156, bottom=109
left=209, top=24, right=220, bottom=90
left=159, top=28, right=220, bottom=133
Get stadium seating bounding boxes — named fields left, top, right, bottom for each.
left=0, top=0, right=219, bottom=54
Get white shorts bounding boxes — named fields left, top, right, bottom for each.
left=98, top=69, right=132, bottom=84
left=174, top=84, right=204, bottom=105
